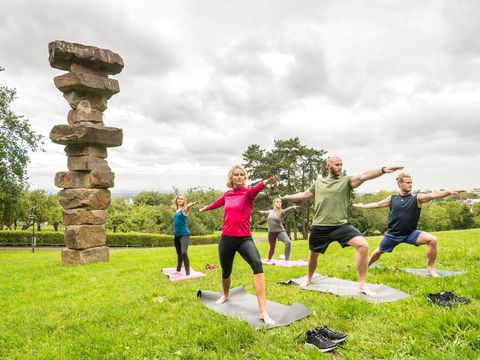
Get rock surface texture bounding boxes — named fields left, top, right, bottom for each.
left=49, top=40, right=124, bottom=265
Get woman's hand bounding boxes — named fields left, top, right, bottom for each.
left=263, top=176, right=276, bottom=186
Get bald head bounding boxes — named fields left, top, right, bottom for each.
left=327, top=156, right=342, bottom=165
left=327, top=156, right=343, bottom=177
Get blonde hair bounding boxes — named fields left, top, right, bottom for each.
left=226, top=164, right=248, bottom=188
left=396, top=173, right=411, bottom=184
left=272, top=197, right=282, bottom=216
left=172, top=193, right=187, bottom=210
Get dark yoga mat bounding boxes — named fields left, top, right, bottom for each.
left=282, top=273, right=410, bottom=303
left=197, top=286, right=310, bottom=329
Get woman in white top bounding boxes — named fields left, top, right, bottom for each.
left=259, top=198, right=299, bottom=262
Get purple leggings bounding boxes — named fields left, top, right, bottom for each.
left=267, top=231, right=291, bottom=260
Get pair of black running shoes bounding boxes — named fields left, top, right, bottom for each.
left=305, top=325, right=348, bottom=353
left=427, top=291, right=470, bottom=307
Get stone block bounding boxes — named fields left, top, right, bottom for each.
left=50, top=124, right=122, bottom=147
left=89, top=171, right=115, bottom=188
left=69, top=63, right=108, bottom=77
left=67, top=156, right=111, bottom=172
left=63, top=91, right=108, bottom=111
left=68, top=110, right=103, bottom=125
left=64, top=225, right=106, bottom=249
left=64, top=144, right=107, bottom=158
left=58, top=188, right=111, bottom=210
left=61, top=246, right=109, bottom=265
left=49, top=40, right=124, bottom=75
left=54, top=72, right=120, bottom=98
left=63, top=209, right=107, bottom=225
left=55, top=171, right=114, bottom=189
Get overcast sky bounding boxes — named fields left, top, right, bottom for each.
left=1, top=0, right=479, bottom=195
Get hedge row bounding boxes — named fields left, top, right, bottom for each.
left=0, top=230, right=220, bottom=248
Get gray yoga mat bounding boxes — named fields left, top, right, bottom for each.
left=400, top=268, right=466, bottom=277
left=282, top=273, right=410, bottom=303
left=370, top=264, right=466, bottom=277
left=197, top=286, right=310, bottom=329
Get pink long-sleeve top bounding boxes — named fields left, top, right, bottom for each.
left=203, top=181, right=265, bottom=237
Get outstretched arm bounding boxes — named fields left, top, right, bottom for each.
left=258, top=210, right=270, bottom=215
left=199, top=196, right=225, bottom=212
left=282, top=205, right=300, bottom=215
left=281, top=191, right=314, bottom=201
left=248, top=176, right=276, bottom=200
left=182, top=201, right=199, bottom=216
left=350, top=165, right=404, bottom=189
left=353, top=196, right=391, bottom=209
left=417, top=189, right=465, bottom=205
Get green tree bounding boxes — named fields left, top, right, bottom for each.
left=243, top=137, right=327, bottom=239
left=1, top=67, right=43, bottom=228
left=134, top=191, right=171, bottom=206
left=106, top=199, right=132, bottom=233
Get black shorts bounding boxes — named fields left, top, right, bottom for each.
left=309, top=223, right=363, bottom=254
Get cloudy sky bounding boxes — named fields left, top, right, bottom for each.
left=1, top=0, right=479, bottom=195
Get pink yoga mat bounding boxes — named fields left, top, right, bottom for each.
left=162, top=267, right=206, bottom=281
left=261, top=259, right=308, bottom=267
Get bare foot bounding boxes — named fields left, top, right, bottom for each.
left=259, top=312, right=276, bottom=325
left=426, top=269, right=439, bottom=278
left=215, top=294, right=229, bottom=304
left=300, top=278, right=311, bottom=287
left=359, top=286, right=376, bottom=297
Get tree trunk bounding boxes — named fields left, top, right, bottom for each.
left=301, top=203, right=308, bottom=239
left=53, top=223, right=59, bottom=231
left=37, top=223, right=41, bottom=231
left=14, top=220, right=18, bottom=230
left=292, top=210, right=298, bottom=240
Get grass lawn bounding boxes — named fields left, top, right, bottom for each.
left=1, top=229, right=479, bottom=359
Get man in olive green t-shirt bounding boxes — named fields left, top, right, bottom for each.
left=282, top=156, right=403, bottom=296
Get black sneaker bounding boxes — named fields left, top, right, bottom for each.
left=439, top=291, right=470, bottom=304
left=305, top=330, right=337, bottom=352
left=427, top=293, right=454, bottom=307
left=314, top=325, right=348, bottom=344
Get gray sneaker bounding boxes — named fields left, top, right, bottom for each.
left=305, top=330, right=337, bottom=352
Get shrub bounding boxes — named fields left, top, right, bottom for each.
left=0, top=230, right=64, bottom=246
left=0, top=230, right=220, bottom=248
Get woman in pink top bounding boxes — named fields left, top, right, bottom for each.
left=200, top=164, right=276, bottom=325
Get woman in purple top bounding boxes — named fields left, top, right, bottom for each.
left=200, top=164, right=276, bottom=325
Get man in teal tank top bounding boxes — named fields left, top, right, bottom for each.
left=282, top=156, right=403, bottom=296
left=353, top=173, right=465, bottom=277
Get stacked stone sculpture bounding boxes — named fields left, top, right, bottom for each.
left=48, top=41, right=123, bottom=265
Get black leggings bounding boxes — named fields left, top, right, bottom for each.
left=174, top=235, right=190, bottom=275
left=219, top=235, right=263, bottom=279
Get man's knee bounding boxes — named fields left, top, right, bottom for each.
left=428, top=235, right=438, bottom=247
left=418, top=233, right=437, bottom=247
left=355, top=239, right=369, bottom=254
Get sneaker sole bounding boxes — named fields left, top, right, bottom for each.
left=305, top=342, right=337, bottom=352
left=330, top=335, right=348, bottom=344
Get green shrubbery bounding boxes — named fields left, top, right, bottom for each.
left=0, top=230, right=64, bottom=246
left=106, top=232, right=220, bottom=247
left=0, top=230, right=220, bottom=248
